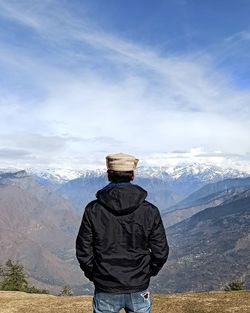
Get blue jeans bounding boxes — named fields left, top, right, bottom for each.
left=92, top=288, right=152, bottom=313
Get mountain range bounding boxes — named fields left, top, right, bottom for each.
left=14, top=163, right=247, bottom=212
left=0, top=164, right=249, bottom=294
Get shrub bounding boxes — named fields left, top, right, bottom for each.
left=224, top=279, right=245, bottom=291
left=25, top=285, right=49, bottom=294
left=58, top=285, right=73, bottom=296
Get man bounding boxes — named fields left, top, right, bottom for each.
left=76, top=152, right=169, bottom=313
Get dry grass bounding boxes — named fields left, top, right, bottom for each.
left=0, top=290, right=249, bottom=313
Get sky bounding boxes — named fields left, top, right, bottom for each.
left=0, top=0, right=250, bottom=171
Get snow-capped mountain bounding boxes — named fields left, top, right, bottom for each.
left=39, top=163, right=248, bottom=212
left=1, top=162, right=248, bottom=185
left=0, top=163, right=250, bottom=188
left=0, top=167, right=105, bottom=184
left=1, top=163, right=249, bottom=211
left=26, top=167, right=105, bottom=183
left=137, top=163, right=248, bottom=181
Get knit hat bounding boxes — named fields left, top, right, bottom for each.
left=106, top=152, right=139, bottom=171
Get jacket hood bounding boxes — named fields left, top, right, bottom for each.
left=96, top=182, right=147, bottom=215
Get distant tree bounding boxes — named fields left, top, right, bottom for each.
left=0, top=263, right=4, bottom=276
left=58, top=285, right=73, bottom=296
left=0, top=259, right=28, bottom=291
left=0, top=263, right=4, bottom=284
left=224, top=279, right=245, bottom=291
left=0, top=259, right=49, bottom=294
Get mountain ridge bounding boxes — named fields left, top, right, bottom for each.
left=1, top=163, right=248, bottom=183
left=156, top=193, right=250, bottom=293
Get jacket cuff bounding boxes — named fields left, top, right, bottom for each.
left=80, top=263, right=94, bottom=282
left=149, top=262, right=164, bottom=277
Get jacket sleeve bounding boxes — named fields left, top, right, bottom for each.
left=75, top=204, right=94, bottom=281
left=148, top=206, right=169, bottom=277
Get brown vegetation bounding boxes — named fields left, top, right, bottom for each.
left=0, top=290, right=249, bottom=313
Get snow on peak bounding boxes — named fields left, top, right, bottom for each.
left=136, top=163, right=247, bottom=181
left=1, top=162, right=248, bottom=183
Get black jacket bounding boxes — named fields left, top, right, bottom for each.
left=75, top=182, right=169, bottom=293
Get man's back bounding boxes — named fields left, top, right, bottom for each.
left=76, top=181, right=169, bottom=293
left=76, top=152, right=169, bottom=312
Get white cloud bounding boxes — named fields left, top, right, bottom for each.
left=140, top=148, right=250, bottom=173
left=0, top=1, right=249, bottom=170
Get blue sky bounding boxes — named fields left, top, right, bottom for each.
left=0, top=0, right=250, bottom=171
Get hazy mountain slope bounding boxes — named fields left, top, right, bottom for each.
left=154, top=195, right=250, bottom=293
left=171, top=177, right=250, bottom=210
left=130, top=177, right=182, bottom=210
left=0, top=172, right=90, bottom=294
left=57, top=165, right=248, bottom=212
left=162, top=187, right=250, bottom=227
left=58, top=175, right=183, bottom=212
left=58, top=175, right=107, bottom=211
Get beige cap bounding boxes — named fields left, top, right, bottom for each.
left=106, top=152, right=139, bottom=171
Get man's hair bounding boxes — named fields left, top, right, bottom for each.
left=107, top=170, right=134, bottom=183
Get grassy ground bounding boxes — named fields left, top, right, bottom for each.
left=0, top=290, right=249, bottom=313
